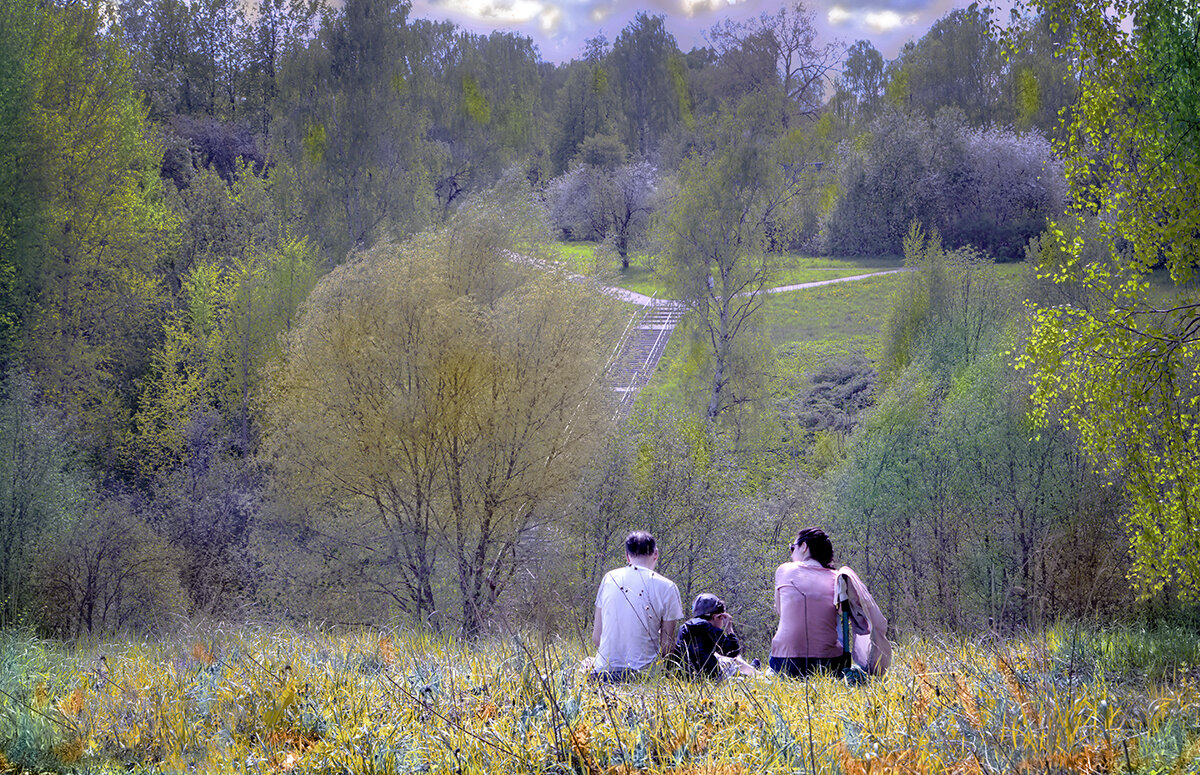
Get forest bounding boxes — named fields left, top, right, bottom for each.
left=2, top=0, right=1200, bottom=769
left=1, top=0, right=1198, bottom=641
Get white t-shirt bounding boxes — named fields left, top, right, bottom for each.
left=594, top=564, right=684, bottom=671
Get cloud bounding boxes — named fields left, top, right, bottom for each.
left=827, top=0, right=931, bottom=10
left=540, top=3, right=563, bottom=30
left=827, top=4, right=919, bottom=31
left=677, top=0, right=747, bottom=18
left=427, top=0, right=565, bottom=27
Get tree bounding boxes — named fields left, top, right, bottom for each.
left=32, top=493, right=185, bottom=636
left=828, top=228, right=1125, bottom=630
left=245, top=0, right=321, bottom=136
left=263, top=184, right=623, bottom=633
left=23, top=0, right=174, bottom=460
left=275, top=0, right=433, bottom=261
left=627, top=403, right=724, bottom=603
left=421, top=29, right=543, bottom=217
left=610, top=13, right=686, bottom=156
left=705, top=3, right=839, bottom=126
left=1021, top=0, right=1200, bottom=600
left=549, top=36, right=619, bottom=174
left=0, top=0, right=39, bottom=362
left=832, top=40, right=884, bottom=125
left=661, top=104, right=808, bottom=421
left=546, top=159, right=658, bottom=268
left=823, top=109, right=1064, bottom=259
left=1002, top=7, right=1077, bottom=134
left=888, top=4, right=1005, bottom=126
left=0, top=372, right=86, bottom=626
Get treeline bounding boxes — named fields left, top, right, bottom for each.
left=0, top=0, right=1135, bottom=639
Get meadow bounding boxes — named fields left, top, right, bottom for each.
left=2, top=624, right=1199, bottom=774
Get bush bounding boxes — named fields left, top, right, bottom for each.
left=31, top=495, right=185, bottom=637
left=822, top=109, right=1064, bottom=260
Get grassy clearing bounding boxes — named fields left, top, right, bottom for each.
left=765, top=273, right=904, bottom=369
left=1, top=624, right=1198, bottom=774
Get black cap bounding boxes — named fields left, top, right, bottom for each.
left=692, top=593, right=725, bottom=618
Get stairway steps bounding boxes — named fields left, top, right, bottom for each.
left=607, top=302, right=687, bottom=412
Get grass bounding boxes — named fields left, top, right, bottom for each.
left=1, top=623, right=1199, bottom=773
left=764, top=273, right=904, bottom=366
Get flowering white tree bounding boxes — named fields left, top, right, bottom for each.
left=960, top=127, right=1066, bottom=234
left=824, top=110, right=1065, bottom=259
left=546, top=160, right=659, bottom=269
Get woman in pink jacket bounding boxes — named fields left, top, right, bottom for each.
left=769, top=527, right=851, bottom=678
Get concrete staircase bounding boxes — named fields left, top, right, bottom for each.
left=608, top=301, right=686, bottom=411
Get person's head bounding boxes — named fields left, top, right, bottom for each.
left=791, top=527, right=834, bottom=569
left=692, top=593, right=725, bottom=621
left=625, top=531, right=657, bottom=565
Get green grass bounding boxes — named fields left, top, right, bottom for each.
left=1, top=624, right=1198, bottom=774
left=766, top=275, right=902, bottom=352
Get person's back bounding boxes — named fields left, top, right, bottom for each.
left=771, top=562, right=840, bottom=660
left=595, top=564, right=680, bottom=671
left=592, top=531, right=683, bottom=679
left=769, top=527, right=848, bottom=678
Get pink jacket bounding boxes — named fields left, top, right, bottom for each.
left=836, top=566, right=892, bottom=676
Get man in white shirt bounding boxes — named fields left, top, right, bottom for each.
left=591, top=531, right=684, bottom=681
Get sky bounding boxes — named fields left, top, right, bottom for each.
left=407, top=0, right=992, bottom=63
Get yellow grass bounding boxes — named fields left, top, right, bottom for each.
left=0, top=625, right=1198, bottom=773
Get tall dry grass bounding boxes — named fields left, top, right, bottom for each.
left=1, top=623, right=1198, bottom=773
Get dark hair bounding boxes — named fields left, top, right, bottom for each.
left=794, top=527, right=834, bottom=569
left=626, top=531, right=656, bottom=558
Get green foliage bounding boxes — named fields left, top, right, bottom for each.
left=828, top=230, right=1121, bottom=629
left=893, top=4, right=1004, bottom=125
left=126, top=237, right=318, bottom=480
left=1020, top=0, right=1200, bottom=600
left=1015, top=67, right=1040, bottom=131
left=660, top=104, right=800, bottom=422
left=550, top=38, right=619, bottom=174
left=32, top=495, right=186, bottom=637
left=1053, top=624, right=1200, bottom=683
left=461, top=73, right=490, bottom=124
left=627, top=403, right=723, bottom=603
left=881, top=224, right=1010, bottom=382
left=832, top=40, right=885, bottom=126
left=0, top=372, right=86, bottom=627
left=0, top=0, right=39, bottom=361
left=20, top=0, right=175, bottom=464
left=610, top=13, right=683, bottom=155
left=275, top=0, right=434, bottom=260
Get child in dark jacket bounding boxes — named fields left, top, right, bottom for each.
left=676, top=594, right=741, bottom=679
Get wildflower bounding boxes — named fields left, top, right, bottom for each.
left=191, top=642, right=215, bottom=666
left=377, top=637, right=395, bottom=667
